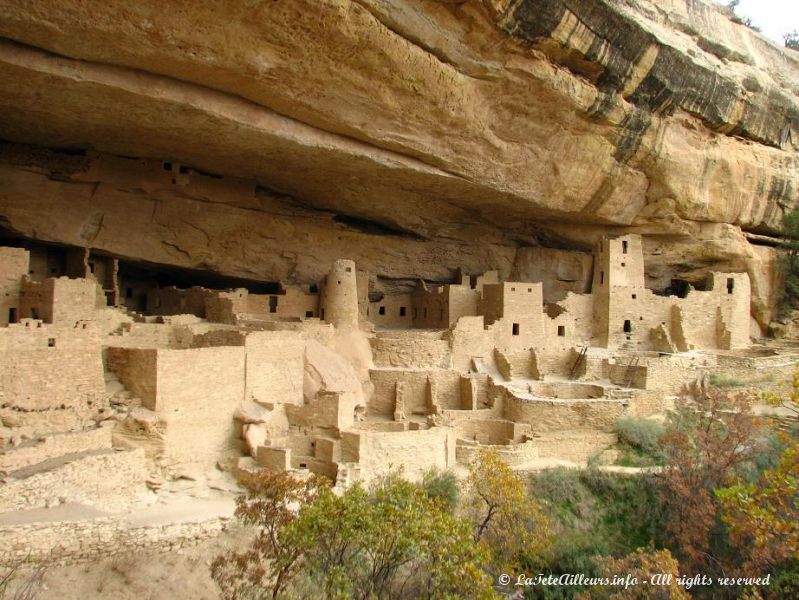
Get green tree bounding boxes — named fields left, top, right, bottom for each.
left=785, top=31, right=799, bottom=51
left=716, top=435, right=799, bottom=572
left=779, top=209, right=799, bottom=315
left=465, top=449, right=554, bottom=576
left=212, top=470, right=496, bottom=599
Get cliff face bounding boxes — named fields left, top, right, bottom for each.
left=0, top=0, right=796, bottom=328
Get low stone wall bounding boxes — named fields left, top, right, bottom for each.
left=533, top=431, right=618, bottom=463
left=370, top=336, right=451, bottom=369
left=456, top=439, right=540, bottom=467
left=0, top=426, right=112, bottom=473
left=0, top=448, right=146, bottom=512
left=0, top=516, right=230, bottom=566
left=503, top=389, right=624, bottom=433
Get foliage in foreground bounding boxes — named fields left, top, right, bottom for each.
left=212, top=470, right=496, bottom=599
left=466, top=449, right=554, bottom=577
left=576, top=547, right=689, bottom=600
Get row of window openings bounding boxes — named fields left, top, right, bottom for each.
left=511, top=324, right=567, bottom=337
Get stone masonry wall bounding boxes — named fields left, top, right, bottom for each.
left=0, top=448, right=146, bottom=512
left=156, top=346, right=245, bottom=469
left=0, top=516, right=230, bottom=566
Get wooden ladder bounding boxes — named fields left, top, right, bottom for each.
left=624, top=355, right=640, bottom=388
left=569, top=346, right=588, bottom=380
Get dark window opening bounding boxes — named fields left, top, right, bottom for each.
left=8, top=308, right=17, bottom=323
left=622, top=240, right=628, bottom=254
left=632, top=294, right=637, bottom=299
left=320, top=308, right=325, bottom=320
left=345, top=267, right=352, bottom=273
left=305, top=311, right=313, bottom=318
left=511, top=287, right=516, bottom=292
left=528, top=288, right=532, bottom=292
left=299, top=463, right=307, bottom=468
left=171, top=178, right=176, bottom=185
left=623, top=320, right=632, bottom=333
left=621, top=262, right=626, bottom=267
left=47, top=338, right=56, bottom=347
left=512, top=323, right=520, bottom=336
left=727, top=278, right=734, bottom=294
left=379, top=306, right=386, bottom=315
left=337, top=280, right=341, bottom=285
left=557, top=325, right=565, bottom=337
left=50, top=268, right=57, bottom=274
left=269, top=296, right=278, bottom=313
left=126, top=287, right=133, bottom=299
left=309, top=284, right=319, bottom=294
left=399, top=306, right=406, bottom=317
left=30, top=308, right=39, bottom=320
left=600, top=271, right=605, bottom=284
left=88, top=262, right=95, bottom=273
left=424, top=308, right=428, bottom=318
left=439, top=308, right=444, bottom=320
left=163, top=162, right=172, bottom=171
left=179, top=165, right=190, bottom=174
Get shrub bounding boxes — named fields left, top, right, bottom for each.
left=615, top=418, right=666, bottom=465
left=212, top=469, right=496, bottom=599
left=420, top=467, right=459, bottom=512
left=708, top=373, right=745, bottom=388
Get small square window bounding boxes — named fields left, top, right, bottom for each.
left=632, top=294, right=637, bottom=299
left=47, top=338, right=56, bottom=347
left=621, top=262, right=626, bottom=267
left=379, top=306, right=386, bottom=315
left=345, top=267, right=352, bottom=273
left=622, top=240, right=628, bottom=254
left=399, top=306, right=406, bottom=317
left=512, top=323, right=520, bottom=336
left=557, top=325, right=565, bottom=337
left=528, top=288, right=532, bottom=292
left=511, top=287, right=516, bottom=292
left=305, top=311, right=313, bottom=318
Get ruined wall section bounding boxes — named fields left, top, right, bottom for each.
left=341, top=427, right=456, bottom=483
left=0, top=321, right=105, bottom=415
left=0, top=246, right=28, bottom=326
left=155, top=346, right=245, bottom=470
left=245, top=330, right=304, bottom=406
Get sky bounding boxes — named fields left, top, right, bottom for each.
left=732, top=0, right=799, bottom=44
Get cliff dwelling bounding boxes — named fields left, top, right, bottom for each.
left=0, top=0, right=798, bottom=596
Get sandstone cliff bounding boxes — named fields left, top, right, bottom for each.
left=0, top=0, right=797, bottom=329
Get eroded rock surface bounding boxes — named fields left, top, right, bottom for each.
left=0, top=0, right=797, bottom=327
